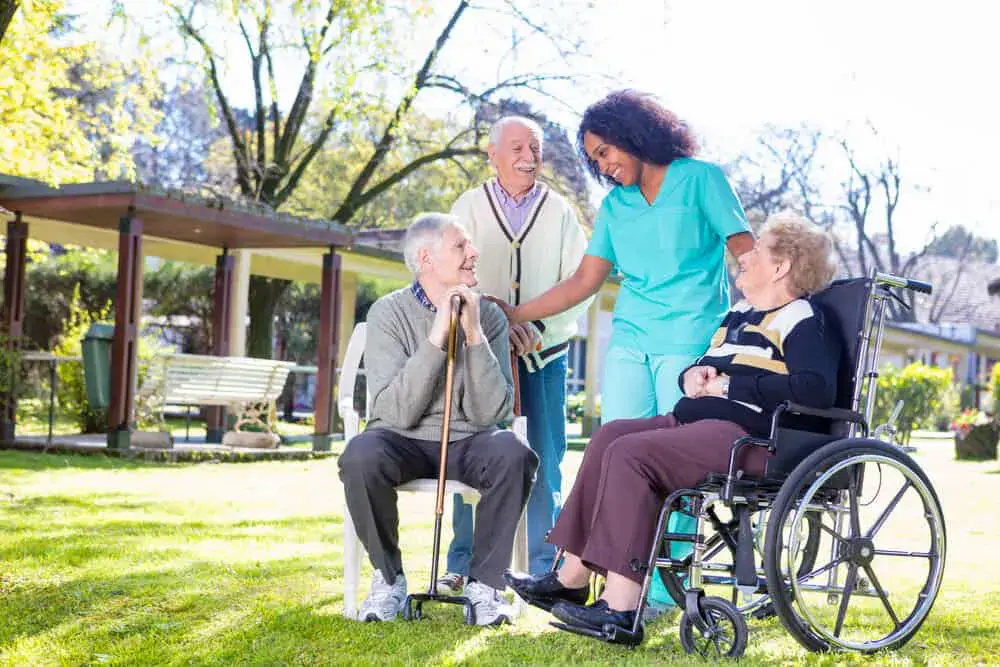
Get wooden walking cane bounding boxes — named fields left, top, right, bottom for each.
left=403, top=295, right=477, bottom=623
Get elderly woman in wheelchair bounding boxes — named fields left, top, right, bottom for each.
left=506, top=214, right=946, bottom=658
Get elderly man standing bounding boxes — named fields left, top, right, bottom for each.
left=437, top=116, right=592, bottom=593
left=338, top=213, right=538, bottom=625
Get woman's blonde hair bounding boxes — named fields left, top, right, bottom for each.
left=762, top=213, right=837, bottom=296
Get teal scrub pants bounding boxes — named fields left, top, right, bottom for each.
left=600, top=344, right=698, bottom=609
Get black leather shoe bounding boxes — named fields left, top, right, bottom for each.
left=503, top=570, right=589, bottom=612
left=551, top=599, right=642, bottom=641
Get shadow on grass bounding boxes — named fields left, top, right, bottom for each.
left=0, top=450, right=150, bottom=472
left=0, top=510, right=343, bottom=572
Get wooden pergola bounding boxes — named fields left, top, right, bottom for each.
left=0, top=178, right=352, bottom=450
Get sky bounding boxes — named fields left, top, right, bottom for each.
left=580, top=0, right=1000, bottom=253
left=69, top=0, right=1000, bottom=255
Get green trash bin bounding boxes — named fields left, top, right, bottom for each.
left=82, top=323, right=115, bottom=409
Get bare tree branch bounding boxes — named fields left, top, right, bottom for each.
left=331, top=0, right=470, bottom=223
left=171, top=5, right=254, bottom=196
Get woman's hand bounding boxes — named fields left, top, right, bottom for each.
left=702, top=373, right=730, bottom=398
left=682, top=365, right=718, bottom=398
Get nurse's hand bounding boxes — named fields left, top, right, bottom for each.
left=483, top=295, right=517, bottom=322
left=682, top=365, right=717, bottom=398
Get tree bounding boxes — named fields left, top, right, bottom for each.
left=926, top=225, right=998, bottom=264
left=165, top=0, right=597, bottom=357
left=0, top=0, right=161, bottom=184
left=133, top=81, right=231, bottom=191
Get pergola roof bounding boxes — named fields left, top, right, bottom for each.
left=0, top=177, right=352, bottom=249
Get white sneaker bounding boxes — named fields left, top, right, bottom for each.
left=465, top=580, right=514, bottom=626
left=358, top=571, right=407, bottom=622
left=436, top=572, right=465, bottom=596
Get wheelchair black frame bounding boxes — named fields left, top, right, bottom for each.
left=607, top=271, right=943, bottom=650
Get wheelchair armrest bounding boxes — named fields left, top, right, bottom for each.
left=769, top=401, right=868, bottom=439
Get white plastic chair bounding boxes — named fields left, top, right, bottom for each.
left=339, top=322, right=529, bottom=619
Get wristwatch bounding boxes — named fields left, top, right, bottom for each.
left=719, top=376, right=730, bottom=398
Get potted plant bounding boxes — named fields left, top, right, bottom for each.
left=952, top=408, right=998, bottom=460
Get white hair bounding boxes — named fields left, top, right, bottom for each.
left=402, top=213, right=461, bottom=274
left=488, top=116, right=544, bottom=148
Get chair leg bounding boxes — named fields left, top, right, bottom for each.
left=512, top=507, right=529, bottom=617
left=343, top=502, right=362, bottom=620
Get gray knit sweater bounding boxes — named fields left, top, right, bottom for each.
left=364, top=286, right=514, bottom=442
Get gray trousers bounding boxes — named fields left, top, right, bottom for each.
left=339, top=427, right=538, bottom=590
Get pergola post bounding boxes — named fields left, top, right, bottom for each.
left=313, top=248, right=341, bottom=451
left=582, top=299, right=601, bottom=437
left=206, top=249, right=235, bottom=443
left=1, top=213, right=28, bottom=443
left=107, top=213, right=143, bottom=449
left=228, top=250, right=251, bottom=356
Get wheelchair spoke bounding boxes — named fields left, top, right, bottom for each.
left=794, top=555, right=843, bottom=585
left=873, top=548, right=934, bottom=558
left=847, top=475, right=863, bottom=538
left=833, top=563, right=859, bottom=638
left=864, top=479, right=912, bottom=539
left=815, top=516, right=849, bottom=545
left=862, top=563, right=901, bottom=628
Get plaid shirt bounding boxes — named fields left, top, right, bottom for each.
left=410, top=281, right=436, bottom=312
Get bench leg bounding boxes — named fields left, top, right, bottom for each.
left=343, top=502, right=363, bottom=620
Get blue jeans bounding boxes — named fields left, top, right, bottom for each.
left=601, top=344, right=698, bottom=608
left=447, top=355, right=567, bottom=576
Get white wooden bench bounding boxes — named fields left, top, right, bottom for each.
left=338, top=323, right=528, bottom=619
left=138, top=353, right=294, bottom=448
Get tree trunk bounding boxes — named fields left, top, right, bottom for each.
left=0, top=1, right=19, bottom=47
left=247, top=276, right=290, bottom=359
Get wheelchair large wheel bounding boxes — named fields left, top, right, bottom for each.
left=658, top=501, right=821, bottom=615
left=764, top=439, right=946, bottom=653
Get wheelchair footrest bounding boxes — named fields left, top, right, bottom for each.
left=550, top=621, right=644, bottom=647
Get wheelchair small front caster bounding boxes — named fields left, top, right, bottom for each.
left=402, top=596, right=423, bottom=621
left=679, top=596, right=748, bottom=658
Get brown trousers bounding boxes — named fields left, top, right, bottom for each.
left=547, top=414, right=769, bottom=584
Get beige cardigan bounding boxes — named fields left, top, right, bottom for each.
left=450, top=180, right=592, bottom=371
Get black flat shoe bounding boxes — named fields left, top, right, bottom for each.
left=551, top=599, right=641, bottom=638
left=503, top=570, right=590, bottom=612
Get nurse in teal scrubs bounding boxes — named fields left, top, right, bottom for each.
left=495, top=89, right=755, bottom=612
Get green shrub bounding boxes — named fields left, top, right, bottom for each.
left=54, top=286, right=111, bottom=433
left=565, top=391, right=600, bottom=425
left=871, top=362, right=953, bottom=445
left=935, top=381, right=961, bottom=432
left=991, top=362, right=1000, bottom=417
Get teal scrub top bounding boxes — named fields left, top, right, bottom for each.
left=586, top=157, right=750, bottom=355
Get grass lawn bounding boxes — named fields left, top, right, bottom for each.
left=1, top=436, right=998, bottom=665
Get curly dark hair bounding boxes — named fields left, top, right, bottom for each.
left=577, top=89, right=698, bottom=185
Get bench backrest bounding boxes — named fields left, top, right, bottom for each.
left=151, top=354, right=294, bottom=406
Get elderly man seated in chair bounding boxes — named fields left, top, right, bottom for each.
left=505, top=214, right=840, bottom=641
left=339, top=212, right=538, bottom=626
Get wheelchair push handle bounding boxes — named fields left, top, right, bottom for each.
left=874, top=271, right=933, bottom=295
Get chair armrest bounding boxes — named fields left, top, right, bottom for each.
left=770, top=401, right=868, bottom=439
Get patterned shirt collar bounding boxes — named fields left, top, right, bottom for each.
left=411, top=280, right=436, bottom=312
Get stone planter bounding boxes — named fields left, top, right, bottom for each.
left=954, top=423, right=999, bottom=461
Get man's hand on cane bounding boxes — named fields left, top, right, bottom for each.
left=430, top=285, right=484, bottom=347
left=509, top=323, right=542, bottom=355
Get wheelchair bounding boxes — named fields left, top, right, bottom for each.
left=556, top=273, right=947, bottom=658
